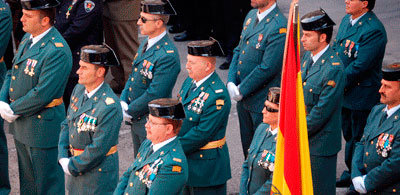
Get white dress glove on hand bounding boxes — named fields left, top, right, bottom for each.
left=227, top=82, right=236, bottom=98
left=59, top=158, right=71, bottom=176
left=232, top=84, right=243, bottom=101
left=352, top=176, right=367, bottom=194
left=120, top=101, right=132, bottom=122
left=0, top=101, right=20, bottom=123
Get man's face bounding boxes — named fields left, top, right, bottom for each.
left=379, top=79, right=400, bottom=108
left=77, top=60, right=101, bottom=87
left=261, top=100, right=279, bottom=124
left=251, top=0, right=269, bottom=9
left=345, top=0, right=368, bottom=16
left=186, top=54, right=209, bottom=82
left=145, top=115, right=170, bottom=144
left=301, top=30, right=322, bottom=52
left=20, top=9, right=44, bottom=35
left=137, top=12, right=161, bottom=37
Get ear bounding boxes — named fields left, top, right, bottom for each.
left=319, top=33, right=327, bottom=43
left=165, top=124, right=174, bottom=135
left=40, top=16, right=50, bottom=27
left=96, top=67, right=106, bottom=78
left=362, top=1, right=369, bottom=9
left=205, top=61, right=212, bottom=71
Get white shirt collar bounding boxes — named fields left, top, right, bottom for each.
left=384, top=104, right=400, bottom=118
left=194, top=72, right=213, bottom=88
left=350, top=12, right=367, bottom=26
left=29, top=27, right=52, bottom=48
left=85, top=82, right=104, bottom=98
left=311, top=45, right=329, bottom=64
left=152, top=136, right=177, bottom=152
left=269, top=127, right=278, bottom=135
left=147, top=31, right=167, bottom=51
left=257, top=3, right=276, bottom=22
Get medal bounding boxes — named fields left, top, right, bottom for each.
left=354, top=44, right=359, bottom=58
left=256, top=34, right=263, bottom=49
left=344, top=40, right=350, bottom=55
left=28, top=60, right=37, bottom=76
left=348, top=42, right=355, bottom=58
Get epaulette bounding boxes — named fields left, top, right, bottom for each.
left=105, top=97, right=115, bottom=105
left=162, top=41, right=175, bottom=54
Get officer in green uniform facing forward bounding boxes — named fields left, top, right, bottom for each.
left=58, top=44, right=123, bottom=194
left=178, top=40, right=231, bottom=195
left=0, top=0, right=72, bottom=193
left=120, top=0, right=180, bottom=156
left=300, top=9, right=345, bottom=195
left=0, top=0, right=12, bottom=193
left=114, top=98, right=188, bottom=195
left=351, top=63, right=400, bottom=194
left=240, top=87, right=280, bottom=195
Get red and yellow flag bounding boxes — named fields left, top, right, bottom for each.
left=271, top=1, right=313, bottom=195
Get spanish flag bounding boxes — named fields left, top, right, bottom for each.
left=271, top=1, right=313, bottom=195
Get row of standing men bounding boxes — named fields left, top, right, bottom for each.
left=0, top=0, right=396, bottom=194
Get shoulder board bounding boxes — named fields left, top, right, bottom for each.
left=173, top=158, right=182, bottom=163
left=54, top=43, right=64, bottom=47
left=215, top=89, right=223, bottom=93
left=105, top=97, right=115, bottom=105
left=332, top=62, right=340, bottom=66
left=166, top=50, right=174, bottom=53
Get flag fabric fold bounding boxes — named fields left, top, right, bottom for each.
left=271, top=1, right=313, bottom=195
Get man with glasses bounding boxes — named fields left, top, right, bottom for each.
left=332, top=0, right=387, bottom=188
left=240, top=87, right=280, bottom=195
left=300, top=9, right=345, bottom=194
left=120, top=0, right=180, bottom=156
left=0, top=0, right=72, bottom=193
left=114, top=98, right=188, bottom=195
left=58, top=45, right=122, bottom=194
left=178, top=40, right=231, bottom=195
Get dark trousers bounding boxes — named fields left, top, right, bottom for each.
left=310, top=154, right=337, bottom=195
left=183, top=183, right=226, bottom=195
left=130, top=117, right=147, bottom=156
left=0, top=120, right=10, bottom=194
left=341, top=108, right=371, bottom=179
left=14, top=139, right=64, bottom=195
left=237, top=101, right=263, bottom=158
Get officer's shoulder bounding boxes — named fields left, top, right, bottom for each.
left=325, top=51, right=344, bottom=69
left=371, top=104, right=386, bottom=114
left=159, top=40, right=178, bottom=55
left=208, top=78, right=228, bottom=96
left=358, top=12, right=385, bottom=32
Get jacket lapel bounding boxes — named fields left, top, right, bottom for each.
left=16, top=28, right=56, bottom=64
left=182, top=72, right=217, bottom=105
left=73, top=84, right=107, bottom=117
left=246, top=7, right=279, bottom=39
left=138, top=138, right=177, bottom=169
left=368, top=108, right=400, bottom=141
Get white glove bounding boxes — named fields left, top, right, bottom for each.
left=121, top=101, right=132, bottom=122
left=120, top=101, right=128, bottom=111
left=227, top=82, right=236, bottom=98
left=0, top=101, right=20, bottom=123
left=352, top=175, right=367, bottom=194
left=59, top=158, right=71, bottom=176
left=232, top=84, right=243, bottom=101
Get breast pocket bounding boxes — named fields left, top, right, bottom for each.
left=303, top=84, right=322, bottom=111
left=246, top=39, right=265, bottom=64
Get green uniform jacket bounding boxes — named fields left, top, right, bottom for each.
left=0, top=27, right=72, bottom=148
left=240, top=123, right=276, bottom=195
left=58, top=83, right=122, bottom=194
left=120, top=34, right=180, bottom=123
left=177, top=72, right=231, bottom=187
left=114, top=138, right=188, bottom=195
left=332, top=12, right=387, bottom=111
left=301, top=47, right=345, bottom=156
left=352, top=104, right=400, bottom=194
left=227, top=6, right=286, bottom=112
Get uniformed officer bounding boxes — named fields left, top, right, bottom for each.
left=178, top=40, right=231, bottom=195
left=240, top=87, right=280, bottom=195
left=300, top=9, right=346, bottom=195
left=0, top=0, right=72, bottom=193
left=120, top=0, right=180, bottom=156
left=332, top=0, right=388, bottom=187
left=0, top=0, right=12, bottom=193
left=227, top=0, right=287, bottom=158
left=55, top=0, right=103, bottom=110
left=58, top=45, right=122, bottom=194
left=114, top=98, right=188, bottom=195
left=351, top=62, right=400, bottom=194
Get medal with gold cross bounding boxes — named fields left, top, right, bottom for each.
left=28, top=60, right=37, bottom=76
left=256, top=34, right=263, bottom=49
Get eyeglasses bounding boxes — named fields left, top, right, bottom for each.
left=139, top=16, right=161, bottom=23
left=146, top=116, right=169, bottom=126
left=264, top=105, right=279, bottom=113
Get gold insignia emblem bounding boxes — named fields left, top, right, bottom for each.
left=245, top=18, right=251, bottom=25
left=216, top=99, right=224, bottom=106
left=166, top=50, right=174, bottom=53
left=215, top=89, right=223, bottom=93
left=327, top=80, right=336, bottom=88
left=279, top=28, right=287, bottom=34
left=172, top=166, right=182, bottom=172
left=55, top=43, right=64, bottom=47
left=332, top=62, right=340, bottom=66
left=105, top=97, right=115, bottom=105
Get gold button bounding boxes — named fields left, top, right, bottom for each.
left=98, top=168, right=102, bottom=172
left=131, top=78, right=134, bottom=81
left=242, top=50, right=245, bottom=54
left=129, top=87, right=132, bottom=91
left=336, top=52, right=339, bottom=55
left=14, top=65, right=18, bottom=69
left=130, top=182, right=133, bottom=187
left=239, top=61, right=242, bottom=64
left=71, top=135, right=74, bottom=138
left=189, top=117, right=192, bottom=121
left=246, top=41, right=249, bottom=45
left=340, top=43, right=343, bottom=46
left=135, top=171, right=139, bottom=176
left=253, top=155, right=256, bottom=158
left=200, top=154, right=203, bottom=158
left=393, top=189, right=396, bottom=192
left=12, top=76, right=16, bottom=80
left=173, top=149, right=176, bottom=151
left=365, top=152, right=369, bottom=156
left=309, top=89, right=313, bottom=92
left=357, top=83, right=360, bottom=86
left=364, top=164, right=367, bottom=168
left=134, top=68, right=138, bottom=72
left=37, top=115, right=41, bottom=119
left=371, top=141, right=374, bottom=145
left=237, top=71, right=240, bottom=75
left=9, top=88, right=13, bottom=92
left=303, top=82, right=306, bottom=86
left=126, top=193, right=129, bottom=195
